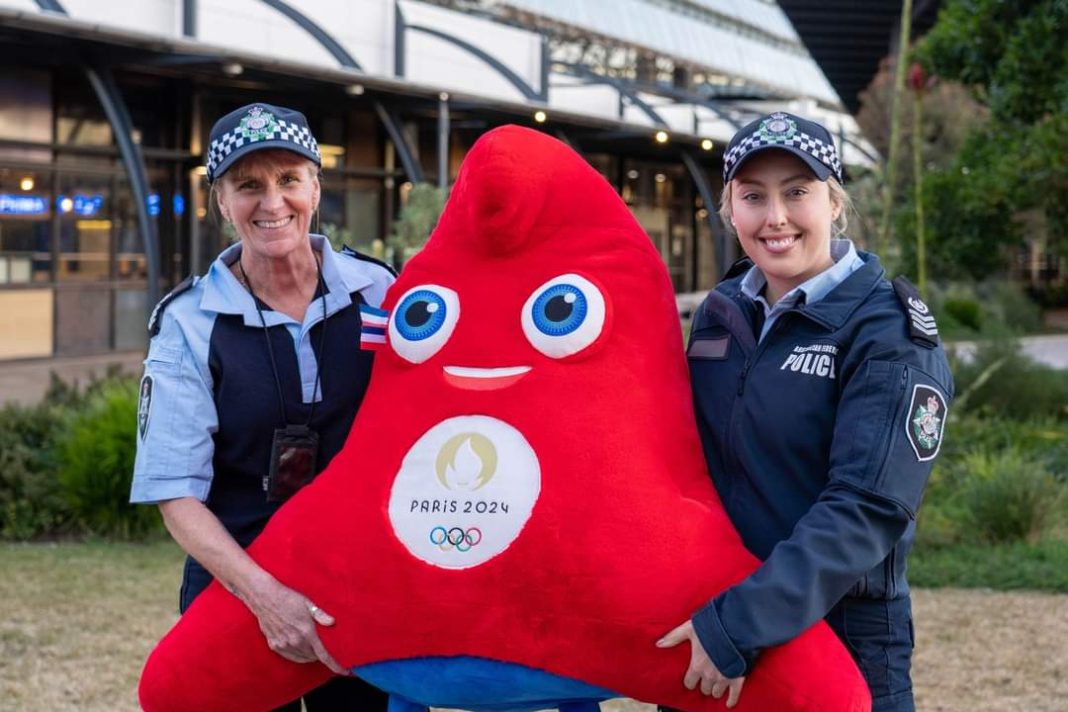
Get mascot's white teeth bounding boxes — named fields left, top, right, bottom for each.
left=443, top=366, right=531, bottom=390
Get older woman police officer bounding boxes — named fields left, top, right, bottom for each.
left=131, top=103, right=392, bottom=710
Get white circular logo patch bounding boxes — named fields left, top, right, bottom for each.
left=388, top=415, right=541, bottom=569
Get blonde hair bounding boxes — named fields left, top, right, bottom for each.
left=718, top=176, right=853, bottom=238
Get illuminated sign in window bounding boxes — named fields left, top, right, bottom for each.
left=57, top=194, right=105, bottom=217
left=173, top=194, right=185, bottom=216
left=0, top=194, right=48, bottom=216
left=147, top=193, right=161, bottom=217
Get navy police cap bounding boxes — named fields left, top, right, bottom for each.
left=205, top=103, right=321, bottom=183
left=722, top=112, right=843, bottom=185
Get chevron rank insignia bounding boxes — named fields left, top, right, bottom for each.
left=892, top=277, right=939, bottom=346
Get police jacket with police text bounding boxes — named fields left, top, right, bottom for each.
left=687, top=251, right=953, bottom=678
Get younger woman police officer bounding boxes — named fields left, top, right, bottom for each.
left=658, top=112, right=953, bottom=712
left=130, top=103, right=391, bottom=711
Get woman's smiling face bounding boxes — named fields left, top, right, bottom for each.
left=216, top=149, right=320, bottom=262
left=729, top=150, right=841, bottom=302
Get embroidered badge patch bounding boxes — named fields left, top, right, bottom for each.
left=757, top=112, right=798, bottom=143
left=238, top=106, right=278, bottom=142
left=906, top=384, right=946, bottom=461
left=137, top=375, right=153, bottom=440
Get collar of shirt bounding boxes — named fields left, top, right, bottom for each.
left=739, top=239, right=864, bottom=341
left=199, top=235, right=370, bottom=328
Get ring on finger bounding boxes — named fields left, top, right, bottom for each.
left=307, top=603, right=320, bottom=615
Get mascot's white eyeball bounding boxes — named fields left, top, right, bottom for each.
left=389, top=285, right=460, bottom=363
left=521, top=274, right=606, bottom=359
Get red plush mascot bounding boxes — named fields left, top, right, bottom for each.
left=139, top=125, right=870, bottom=712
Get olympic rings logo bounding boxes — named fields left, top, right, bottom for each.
left=429, top=526, right=483, bottom=552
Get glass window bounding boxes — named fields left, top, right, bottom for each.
left=0, top=169, right=52, bottom=284
left=0, top=70, right=52, bottom=163
left=56, top=174, right=112, bottom=282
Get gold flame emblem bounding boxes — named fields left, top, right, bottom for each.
left=435, top=433, right=497, bottom=491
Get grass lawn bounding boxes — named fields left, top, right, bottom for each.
left=0, top=539, right=184, bottom=710
left=2, top=541, right=1067, bottom=711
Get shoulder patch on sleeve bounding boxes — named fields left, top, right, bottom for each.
left=341, top=245, right=398, bottom=278
left=148, top=275, right=196, bottom=336
left=906, top=384, right=947, bottom=461
left=722, top=256, right=754, bottom=281
left=892, top=276, right=939, bottom=346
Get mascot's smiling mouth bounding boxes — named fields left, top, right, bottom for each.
left=443, top=365, right=531, bottom=391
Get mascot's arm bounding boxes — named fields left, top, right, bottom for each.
left=158, top=497, right=346, bottom=674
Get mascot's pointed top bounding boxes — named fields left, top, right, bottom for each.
left=438, top=125, right=647, bottom=257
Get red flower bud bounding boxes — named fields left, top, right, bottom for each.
left=908, top=62, right=928, bottom=93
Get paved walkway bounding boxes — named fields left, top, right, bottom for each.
left=0, top=351, right=145, bottom=406
left=948, top=334, right=1068, bottom=369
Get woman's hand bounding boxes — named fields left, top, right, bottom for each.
left=243, top=576, right=349, bottom=675
left=157, top=498, right=348, bottom=675
left=658, top=620, right=746, bottom=708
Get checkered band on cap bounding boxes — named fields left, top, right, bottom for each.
left=723, top=116, right=842, bottom=184
left=206, top=116, right=320, bottom=181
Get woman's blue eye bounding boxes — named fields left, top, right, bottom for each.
left=531, top=284, right=588, bottom=336
left=388, top=285, right=460, bottom=364
left=522, top=274, right=606, bottom=359
left=395, top=290, right=447, bottom=341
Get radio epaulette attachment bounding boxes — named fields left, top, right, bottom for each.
left=148, top=275, right=196, bottom=337
left=892, top=276, right=939, bottom=346
left=341, top=245, right=398, bottom=278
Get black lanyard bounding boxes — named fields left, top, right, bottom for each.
left=239, top=256, right=329, bottom=427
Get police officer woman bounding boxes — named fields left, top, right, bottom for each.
left=658, top=112, right=953, bottom=711
left=130, top=103, right=391, bottom=710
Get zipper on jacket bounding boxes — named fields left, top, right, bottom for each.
left=736, top=315, right=789, bottom=396
left=737, top=360, right=750, bottom=395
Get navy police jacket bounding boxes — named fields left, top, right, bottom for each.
left=687, top=251, right=953, bottom=678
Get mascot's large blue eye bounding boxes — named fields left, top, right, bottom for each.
left=395, top=290, right=448, bottom=341
left=530, top=284, right=587, bottom=336
left=522, top=274, right=606, bottom=359
left=389, top=285, right=460, bottom=364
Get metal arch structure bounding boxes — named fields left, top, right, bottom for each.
left=252, top=0, right=424, bottom=185
left=680, top=149, right=733, bottom=280
left=259, top=0, right=363, bottom=70
left=552, top=62, right=669, bottom=128
left=33, top=0, right=162, bottom=311
left=400, top=23, right=545, bottom=102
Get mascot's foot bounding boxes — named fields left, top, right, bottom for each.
left=360, top=657, right=612, bottom=712
left=388, top=697, right=429, bottom=712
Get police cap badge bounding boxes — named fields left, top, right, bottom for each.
left=723, top=111, right=843, bottom=184
left=205, top=102, right=321, bottom=183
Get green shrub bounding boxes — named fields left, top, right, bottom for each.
left=939, top=413, right=1068, bottom=480
left=910, top=539, right=1068, bottom=591
left=0, top=401, right=71, bottom=540
left=956, top=450, right=1064, bottom=544
left=55, top=381, right=161, bottom=539
left=952, top=337, right=1068, bottom=420
left=943, top=298, right=982, bottom=332
left=927, top=280, right=1043, bottom=338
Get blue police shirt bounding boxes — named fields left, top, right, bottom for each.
left=130, top=235, right=393, bottom=546
left=686, top=249, right=953, bottom=678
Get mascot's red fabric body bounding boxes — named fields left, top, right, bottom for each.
left=139, top=126, right=870, bottom=712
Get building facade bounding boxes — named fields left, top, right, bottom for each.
left=0, top=0, right=871, bottom=361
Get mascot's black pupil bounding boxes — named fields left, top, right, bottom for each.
left=405, top=301, right=433, bottom=327
left=545, top=295, right=573, bottom=322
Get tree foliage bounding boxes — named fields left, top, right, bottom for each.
left=900, top=0, right=1068, bottom=282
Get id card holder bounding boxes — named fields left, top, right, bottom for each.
left=265, top=425, right=320, bottom=502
